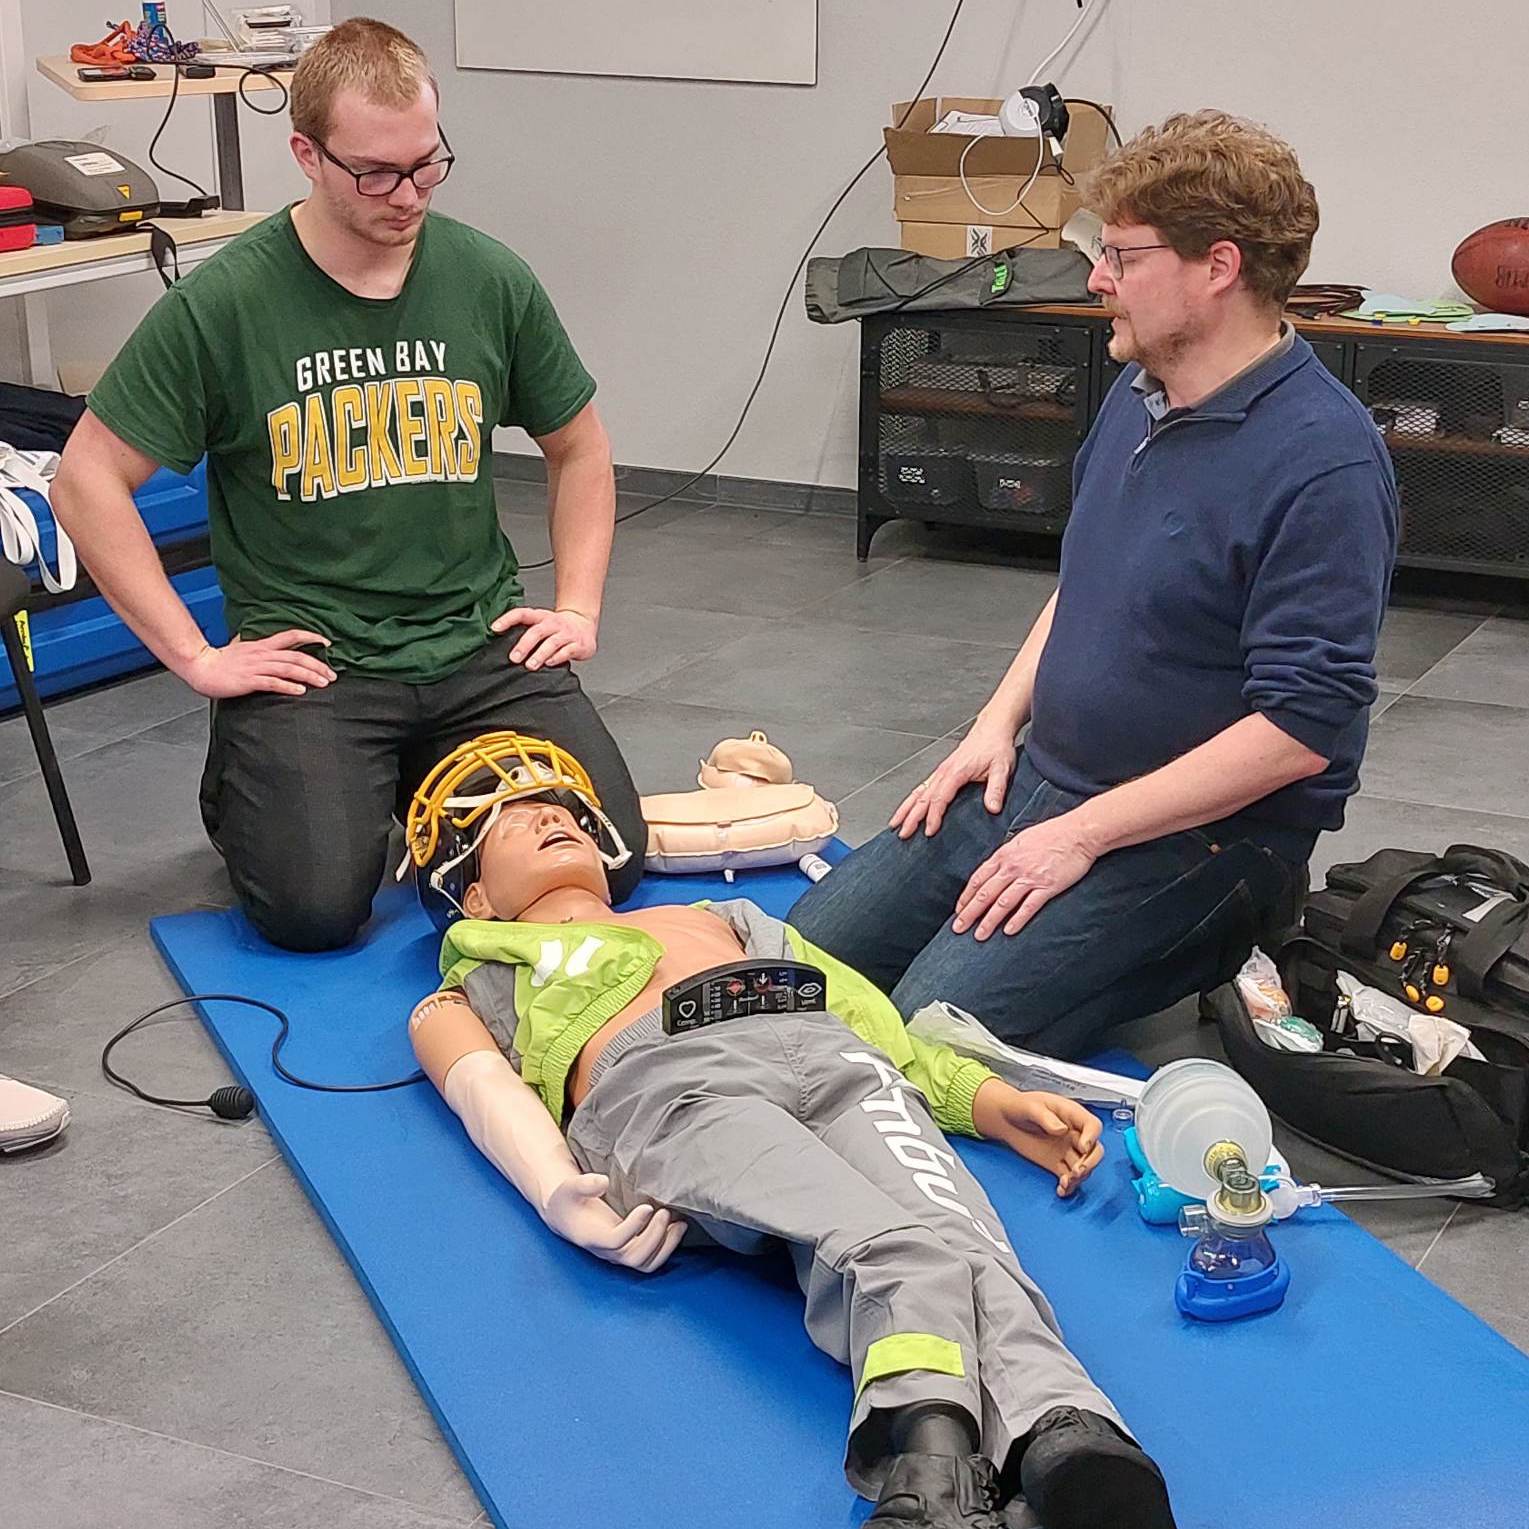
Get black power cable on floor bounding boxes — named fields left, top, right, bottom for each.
left=101, top=993, right=425, bottom=1120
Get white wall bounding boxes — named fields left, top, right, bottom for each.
left=17, top=1, right=1526, bottom=482
left=339, top=0, right=1529, bottom=489
left=3, top=0, right=327, bottom=388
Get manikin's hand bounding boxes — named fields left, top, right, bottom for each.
left=972, top=1081, right=1103, bottom=1197
left=491, top=606, right=598, bottom=671
left=180, top=631, right=336, bottom=699
left=540, top=1172, right=687, bottom=1273
left=890, top=717, right=1016, bottom=839
left=952, top=808, right=1101, bottom=940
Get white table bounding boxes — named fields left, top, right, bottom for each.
left=0, top=210, right=266, bottom=384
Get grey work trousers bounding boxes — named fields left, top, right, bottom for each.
left=564, top=1009, right=1124, bottom=1498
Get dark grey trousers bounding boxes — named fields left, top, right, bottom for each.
left=199, top=640, right=643, bottom=950
left=565, top=1009, right=1124, bottom=1500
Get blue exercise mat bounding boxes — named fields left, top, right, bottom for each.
left=151, top=856, right=1529, bottom=1529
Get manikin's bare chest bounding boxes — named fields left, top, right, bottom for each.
left=612, top=905, right=748, bottom=1000
left=565, top=906, right=747, bottom=1108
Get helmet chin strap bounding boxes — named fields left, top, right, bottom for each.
left=585, top=801, right=634, bottom=871
left=423, top=800, right=507, bottom=915
left=392, top=793, right=505, bottom=890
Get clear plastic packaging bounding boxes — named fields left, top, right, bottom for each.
left=1234, top=946, right=1292, bottom=1022
left=1335, top=972, right=1484, bottom=1075
left=1252, top=1012, right=1324, bottom=1053
left=906, top=1001, right=1144, bottom=1107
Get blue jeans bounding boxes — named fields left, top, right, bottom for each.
left=790, top=751, right=1311, bottom=1059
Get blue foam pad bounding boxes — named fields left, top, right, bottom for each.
left=152, top=854, right=1529, bottom=1529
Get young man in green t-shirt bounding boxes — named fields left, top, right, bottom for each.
left=51, top=19, right=644, bottom=951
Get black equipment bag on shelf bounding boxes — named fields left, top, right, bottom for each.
left=804, top=246, right=1095, bottom=325
left=1203, top=844, right=1529, bottom=1207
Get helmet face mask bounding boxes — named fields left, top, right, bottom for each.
left=396, top=733, right=632, bottom=931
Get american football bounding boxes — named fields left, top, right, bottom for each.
left=1451, top=218, right=1529, bottom=315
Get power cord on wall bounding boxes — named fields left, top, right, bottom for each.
left=515, top=0, right=973, bottom=571
left=953, top=0, right=1108, bottom=219
left=518, top=0, right=1117, bottom=572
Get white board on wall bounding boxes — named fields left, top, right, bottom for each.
left=454, top=0, right=817, bottom=86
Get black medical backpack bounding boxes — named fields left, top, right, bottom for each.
left=1203, top=845, right=1529, bottom=1207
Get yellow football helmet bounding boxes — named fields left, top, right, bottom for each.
left=398, top=731, right=632, bottom=929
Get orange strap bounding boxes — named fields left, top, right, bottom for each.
left=69, top=22, right=139, bottom=66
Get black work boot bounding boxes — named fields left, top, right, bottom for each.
left=867, top=1452, right=1006, bottom=1528
left=1016, top=1407, right=1177, bottom=1529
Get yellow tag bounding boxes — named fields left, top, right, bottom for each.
left=13, top=609, right=33, bottom=672
left=120, top=209, right=143, bottom=223
left=118, top=184, right=132, bottom=199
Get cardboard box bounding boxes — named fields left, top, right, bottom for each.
left=886, top=96, right=1113, bottom=180
left=886, top=97, right=1112, bottom=258
left=894, top=174, right=1077, bottom=233
left=897, top=221, right=1065, bottom=260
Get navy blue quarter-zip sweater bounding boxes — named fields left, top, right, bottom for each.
left=1027, top=333, right=1398, bottom=834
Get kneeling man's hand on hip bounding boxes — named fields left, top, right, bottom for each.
left=182, top=630, right=335, bottom=699
left=952, top=810, right=1100, bottom=941
left=492, top=605, right=598, bottom=671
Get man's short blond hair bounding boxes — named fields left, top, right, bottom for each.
left=1083, top=110, right=1318, bottom=309
left=290, top=17, right=436, bottom=143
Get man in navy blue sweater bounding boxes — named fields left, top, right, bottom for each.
left=793, top=111, right=1398, bottom=1059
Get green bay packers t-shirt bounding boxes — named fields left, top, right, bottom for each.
left=88, top=207, right=595, bottom=682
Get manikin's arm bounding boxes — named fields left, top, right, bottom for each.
left=409, top=993, right=684, bottom=1272
left=789, top=923, right=1102, bottom=1195
left=971, top=1078, right=1104, bottom=1198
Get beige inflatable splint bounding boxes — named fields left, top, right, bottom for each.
left=640, top=732, right=838, bottom=875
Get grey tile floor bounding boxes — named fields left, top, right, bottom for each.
left=2, top=479, right=1527, bottom=1526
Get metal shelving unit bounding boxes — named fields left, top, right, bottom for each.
left=857, top=304, right=1529, bottom=582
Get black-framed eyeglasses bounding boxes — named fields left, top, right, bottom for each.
left=311, top=128, right=455, bottom=197
left=1089, top=236, right=1175, bottom=280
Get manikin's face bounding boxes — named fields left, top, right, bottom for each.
left=293, top=84, right=443, bottom=249
left=462, top=802, right=609, bottom=921
left=1087, top=220, right=1207, bottom=375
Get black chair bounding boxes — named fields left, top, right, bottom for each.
left=1, top=559, right=90, bottom=885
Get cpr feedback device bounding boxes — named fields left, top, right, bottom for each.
left=662, top=961, right=828, bottom=1034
